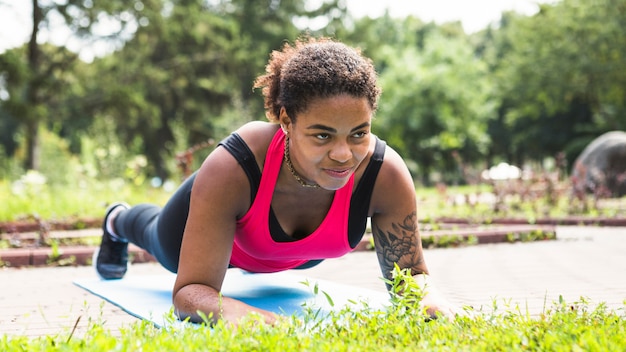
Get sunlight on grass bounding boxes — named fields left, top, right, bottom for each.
left=0, top=179, right=174, bottom=222
left=3, top=177, right=624, bottom=225
left=2, top=270, right=625, bottom=351
left=416, top=183, right=626, bottom=222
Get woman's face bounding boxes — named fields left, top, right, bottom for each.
left=281, top=94, right=373, bottom=191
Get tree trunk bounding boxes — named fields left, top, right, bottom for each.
left=24, top=119, right=41, bottom=171
left=25, top=0, right=42, bottom=170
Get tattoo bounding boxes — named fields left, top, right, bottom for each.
left=373, top=211, right=425, bottom=283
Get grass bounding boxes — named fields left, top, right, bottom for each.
left=0, top=178, right=173, bottom=222
left=6, top=303, right=625, bottom=351
left=2, top=178, right=624, bottom=225
left=415, top=183, right=626, bottom=222
left=2, top=269, right=625, bottom=351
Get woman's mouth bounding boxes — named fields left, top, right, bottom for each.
left=324, top=167, right=353, bottom=179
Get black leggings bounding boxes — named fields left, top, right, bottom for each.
left=114, top=174, right=196, bottom=273
left=113, top=172, right=323, bottom=273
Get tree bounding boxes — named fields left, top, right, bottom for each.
left=0, top=42, right=82, bottom=170
left=208, top=0, right=348, bottom=124
left=84, top=1, right=242, bottom=179
left=495, top=0, right=626, bottom=165
left=0, top=0, right=148, bottom=171
left=81, top=0, right=348, bottom=179
left=375, top=30, right=494, bottom=185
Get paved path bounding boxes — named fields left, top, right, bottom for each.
left=306, top=225, right=626, bottom=314
left=1, top=226, right=625, bottom=338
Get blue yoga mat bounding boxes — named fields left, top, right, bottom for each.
left=74, top=269, right=390, bottom=327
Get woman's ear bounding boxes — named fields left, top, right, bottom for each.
left=279, top=107, right=291, bottom=135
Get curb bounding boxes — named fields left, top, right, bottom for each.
left=0, top=224, right=557, bottom=268
left=0, top=244, right=156, bottom=268
left=435, top=217, right=626, bottom=226
left=422, top=224, right=557, bottom=244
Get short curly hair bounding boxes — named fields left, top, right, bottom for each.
left=253, top=37, right=381, bottom=123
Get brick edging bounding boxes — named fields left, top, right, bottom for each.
left=435, top=217, right=626, bottom=226
left=0, top=244, right=155, bottom=268
left=1, top=224, right=558, bottom=268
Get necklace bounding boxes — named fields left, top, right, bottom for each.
left=284, top=137, right=320, bottom=188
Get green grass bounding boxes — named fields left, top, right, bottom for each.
left=0, top=179, right=173, bottom=222
left=2, top=274, right=625, bottom=351
left=0, top=284, right=621, bottom=348
left=415, top=183, right=626, bottom=222
left=3, top=178, right=624, bottom=225
left=3, top=172, right=625, bottom=224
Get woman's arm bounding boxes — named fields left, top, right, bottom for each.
left=370, top=146, right=460, bottom=319
left=172, top=127, right=277, bottom=326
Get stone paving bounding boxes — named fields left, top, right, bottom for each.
left=1, top=225, right=624, bottom=338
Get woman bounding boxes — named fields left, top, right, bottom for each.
left=95, top=37, right=460, bottom=325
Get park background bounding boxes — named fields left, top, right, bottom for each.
left=1, top=1, right=626, bottom=349
left=0, top=0, right=625, bottom=224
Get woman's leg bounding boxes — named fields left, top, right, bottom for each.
left=114, top=173, right=196, bottom=273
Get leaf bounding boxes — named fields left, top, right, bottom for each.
left=322, top=290, right=335, bottom=307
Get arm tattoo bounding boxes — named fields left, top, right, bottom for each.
left=373, top=211, right=425, bottom=282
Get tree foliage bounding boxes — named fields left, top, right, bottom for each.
left=0, top=0, right=149, bottom=171
left=1, top=0, right=625, bottom=185
left=374, top=29, right=493, bottom=184
left=83, top=0, right=346, bottom=178
left=488, top=0, right=626, bottom=166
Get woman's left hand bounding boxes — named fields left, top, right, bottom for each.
left=412, top=274, right=473, bottom=320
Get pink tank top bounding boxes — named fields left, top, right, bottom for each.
left=229, top=130, right=355, bottom=273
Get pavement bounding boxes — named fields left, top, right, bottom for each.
left=1, top=225, right=625, bottom=338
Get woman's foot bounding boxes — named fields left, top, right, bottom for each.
left=94, top=202, right=130, bottom=280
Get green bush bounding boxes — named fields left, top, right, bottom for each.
left=38, top=129, right=82, bottom=186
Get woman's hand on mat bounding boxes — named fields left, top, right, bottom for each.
left=219, top=298, right=279, bottom=326
left=173, top=283, right=278, bottom=326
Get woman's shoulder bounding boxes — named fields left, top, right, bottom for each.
left=369, top=143, right=417, bottom=213
left=235, top=120, right=279, bottom=139
left=233, top=121, right=280, bottom=164
left=378, top=144, right=413, bottom=187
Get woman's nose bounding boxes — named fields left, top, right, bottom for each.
left=329, top=142, right=351, bottom=163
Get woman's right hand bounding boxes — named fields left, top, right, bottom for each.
left=174, top=282, right=279, bottom=326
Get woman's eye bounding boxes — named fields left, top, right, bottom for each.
left=316, top=134, right=330, bottom=140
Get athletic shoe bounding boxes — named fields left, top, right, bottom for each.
left=94, top=202, right=130, bottom=280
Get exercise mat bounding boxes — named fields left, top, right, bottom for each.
left=74, top=268, right=390, bottom=327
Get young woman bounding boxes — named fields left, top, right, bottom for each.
left=95, top=37, right=460, bottom=325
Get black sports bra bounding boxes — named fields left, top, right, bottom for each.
left=219, top=132, right=386, bottom=248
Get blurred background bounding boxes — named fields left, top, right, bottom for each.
left=0, top=0, right=624, bottom=221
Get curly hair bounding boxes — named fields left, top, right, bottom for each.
left=253, top=37, right=381, bottom=123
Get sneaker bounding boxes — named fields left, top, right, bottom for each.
left=94, top=202, right=130, bottom=280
